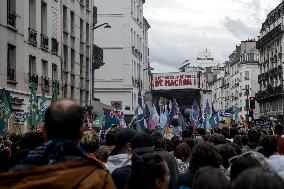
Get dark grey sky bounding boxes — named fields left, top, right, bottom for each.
left=144, top=0, right=282, bottom=72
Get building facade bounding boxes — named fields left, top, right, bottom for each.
left=256, top=2, right=284, bottom=122
left=211, top=40, right=260, bottom=121
left=93, top=0, right=150, bottom=116
left=0, top=0, right=95, bottom=131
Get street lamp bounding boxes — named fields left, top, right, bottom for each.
left=93, top=23, right=111, bottom=29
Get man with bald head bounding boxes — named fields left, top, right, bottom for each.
left=3, top=99, right=116, bottom=189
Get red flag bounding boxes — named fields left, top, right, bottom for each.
left=240, top=115, right=249, bottom=129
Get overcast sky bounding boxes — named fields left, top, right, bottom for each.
left=144, top=0, right=282, bottom=73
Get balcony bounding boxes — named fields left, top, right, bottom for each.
left=257, top=25, right=284, bottom=49
left=29, top=73, right=39, bottom=86
left=7, top=12, right=16, bottom=28
left=40, top=34, right=49, bottom=51
left=92, top=45, right=104, bottom=69
left=51, top=38, right=58, bottom=55
left=41, top=77, right=50, bottom=92
left=93, top=6, right=97, bottom=28
left=28, top=28, right=37, bottom=46
left=256, top=85, right=283, bottom=101
left=7, top=68, right=16, bottom=82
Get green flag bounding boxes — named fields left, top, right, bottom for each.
left=93, top=113, right=105, bottom=128
left=26, top=82, right=38, bottom=131
left=0, top=89, right=12, bottom=135
left=38, top=85, right=48, bottom=123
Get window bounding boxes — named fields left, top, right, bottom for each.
left=86, top=23, right=89, bottom=42
left=63, top=84, right=68, bottom=98
left=86, top=0, right=90, bottom=9
left=7, top=44, right=16, bottom=81
left=63, top=45, right=68, bottom=70
left=52, top=64, right=58, bottom=81
left=29, top=0, right=36, bottom=29
left=85, top=91, right=89, bottom=105
left=70, top=11, right=74, bottom=34
left=71, top=48, right=75, bottom=74
left=42, top=60, right=48, bottom=78
left=63, top=6, right=68, bottom=31
left=71, top=86, right=74, bottom=99
left=7, top=0, right=16, bottom=27
left=86, top=58, right=89, bottom=78
left=41, top=1, right=47, bottom=35
left=80, top=54, right=84, bottom=76
left=244, top=71, right=249, bottom=80
left=80, top=19, right=83, bottom=41
left=29, top=55, right=36, bottom=75
left=80, top=90, right=83, bottom=104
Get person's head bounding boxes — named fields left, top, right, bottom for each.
left=231, top=168, right=284, bottom=189
left=233, top=135, right=242, bottom=146
left=127, top=154, right=170, bottom=189
left=131, top=133, right=154, bottom=155
left=44, top=99, right=84, bottom=141
left=262, top=135, right=278, bottom=157
left=190, top=142, right=221, bottom=174
left=110, top=128, right=136, bottom=155
left=174, top=142, right=191, bottom=162
left=80, top=130, right=100, bottom=153
left=184, top=138, right=195, bottom=150
left=196, top=128, right=206, bottom=136
left=216, top=144, right=237, bottom=169
left=241, top=135, right=249, bottom=146
left=105, top=127, right=120, bottom=146
left=229, top=152, right=262, bottom=180
left=208, top=133, right=226, bottom=145
left=274, top=124, right=283, bottom=136
left=228, top=142, right=242, bottom=155
left=152, top=131, right=165, bottom=149
left=182, top=129, right=192, bottom=139
left=248, top=128, right=260, bottom=148
left=192, top=167, right=229, bottom=189
left=229, top=128, right=238, bottom=139
left=164, top=138, right=174, bottom=152
left=19, top=132, right=45, bottom=150
left=171, top=135, right=182, bottom=150
left=221, top=127, right=229, bottom=139
left=95, top=147, right=110, bottom=163
left=214, top=128, right=221, bottom=134
left=171, top=118, right=179, bottom=127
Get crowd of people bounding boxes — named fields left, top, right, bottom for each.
left=0, top=99, right=284, bottom=189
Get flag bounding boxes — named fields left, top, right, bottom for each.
left=168, top=98, right=185, bottom=128
left=93, top=113, right=105, bottom=129
left=220, top=111, right=231, bottom=117
left=160, top=109, right=169, bottom=129
left=135, top=89, right=145, bottom=131
left=209, top=111, right=219, bottom=129
left=38, top=85, right=48, bottom=123
left=191, top=99, right=200, bottom=123
left=240, top=115, right=249, bottom=128
left=86, top=111, right=94, bottom=128
left=203, top=99, right=211, bottom=130
left=26, top=82, right=38, bottom=131
left=0, top=89, right=12, bottom=135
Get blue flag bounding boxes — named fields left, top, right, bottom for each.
left=209, top=112, right=219, bottom=129
left=191, top=99, right=200, bottom=123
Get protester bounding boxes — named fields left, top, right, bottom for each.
left=0, top=99, right=116, bottom=189
left=262, top=135, right=284, bottom=174
left=231, top=168, right=284, bottom=189
left=274, top=124, right=283, bottom=138
left=107, top=128, right=136, bottom=189
left=177, top=142, right=221, bottom=189
left=80, top=130, right=100, bottom=160
left=174, top=142, right=190, bottom=174
left=192, top=167, right=229, bottom=189
left=216, top=144, right=237, bottom=176
left=126, top=153, right=170, bottom=189
left=151, top=131, right=179, bottom=183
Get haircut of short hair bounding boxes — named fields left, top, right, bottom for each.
left=44, top=99, right=84, bottom=140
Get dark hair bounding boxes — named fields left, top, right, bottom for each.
left=171, top=135, right=182, bottom=150
left=184, top=138, right=195, bottom=150
left=95, top=147, right=110, bottom=163
left=196, top=128, right=206, bottom=136
left=214, top=128, right=221, bottom=134
left=228, top=142, right=242, bottom=155
left=174, top=142, right=190, bottom=162
left=229, top=128, right=238, bottom=139
left=248, top=128, right=260, bottom=149
left=127, top=154, right=168, bottom=189
left=208, top=133, right=226, bottom=145
left=190, top=142, right=221, bottom=174
left=164, top=138, right=174, bottom=152
left=262, top=135, right=278, bottom=157
left=18, top=132, right=45, bottom=150
left=241, top=135, right=249, bottom=146
left=105, top=128, right=120, bottom=146
left=151, top=131, right=165, bottom=149
left=192, top=167, right=229, bottom=189
left=111, top=128, right=136, bottom=155
left=275, top=124, right=283, bottom=136
left=80, top=130, right=100, bottom=153
left=230, top=154, right=262, bottom=180
left=221, top=127, right=229, bottom=139
left=233, top=135, right=242, bottom=146
left=45, top=99, right=84, bottom=140
left=182, top=129, right=192, bottom=139
left=131, top=133, right=154, bottom=154
left=171, top=118, right=179, bottom=127
left=216, top=144, right=237, bottom=169
left=231, top=168, right=284, bottom=189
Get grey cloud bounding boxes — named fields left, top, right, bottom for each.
left=223, top=17, right=258, bottom=39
